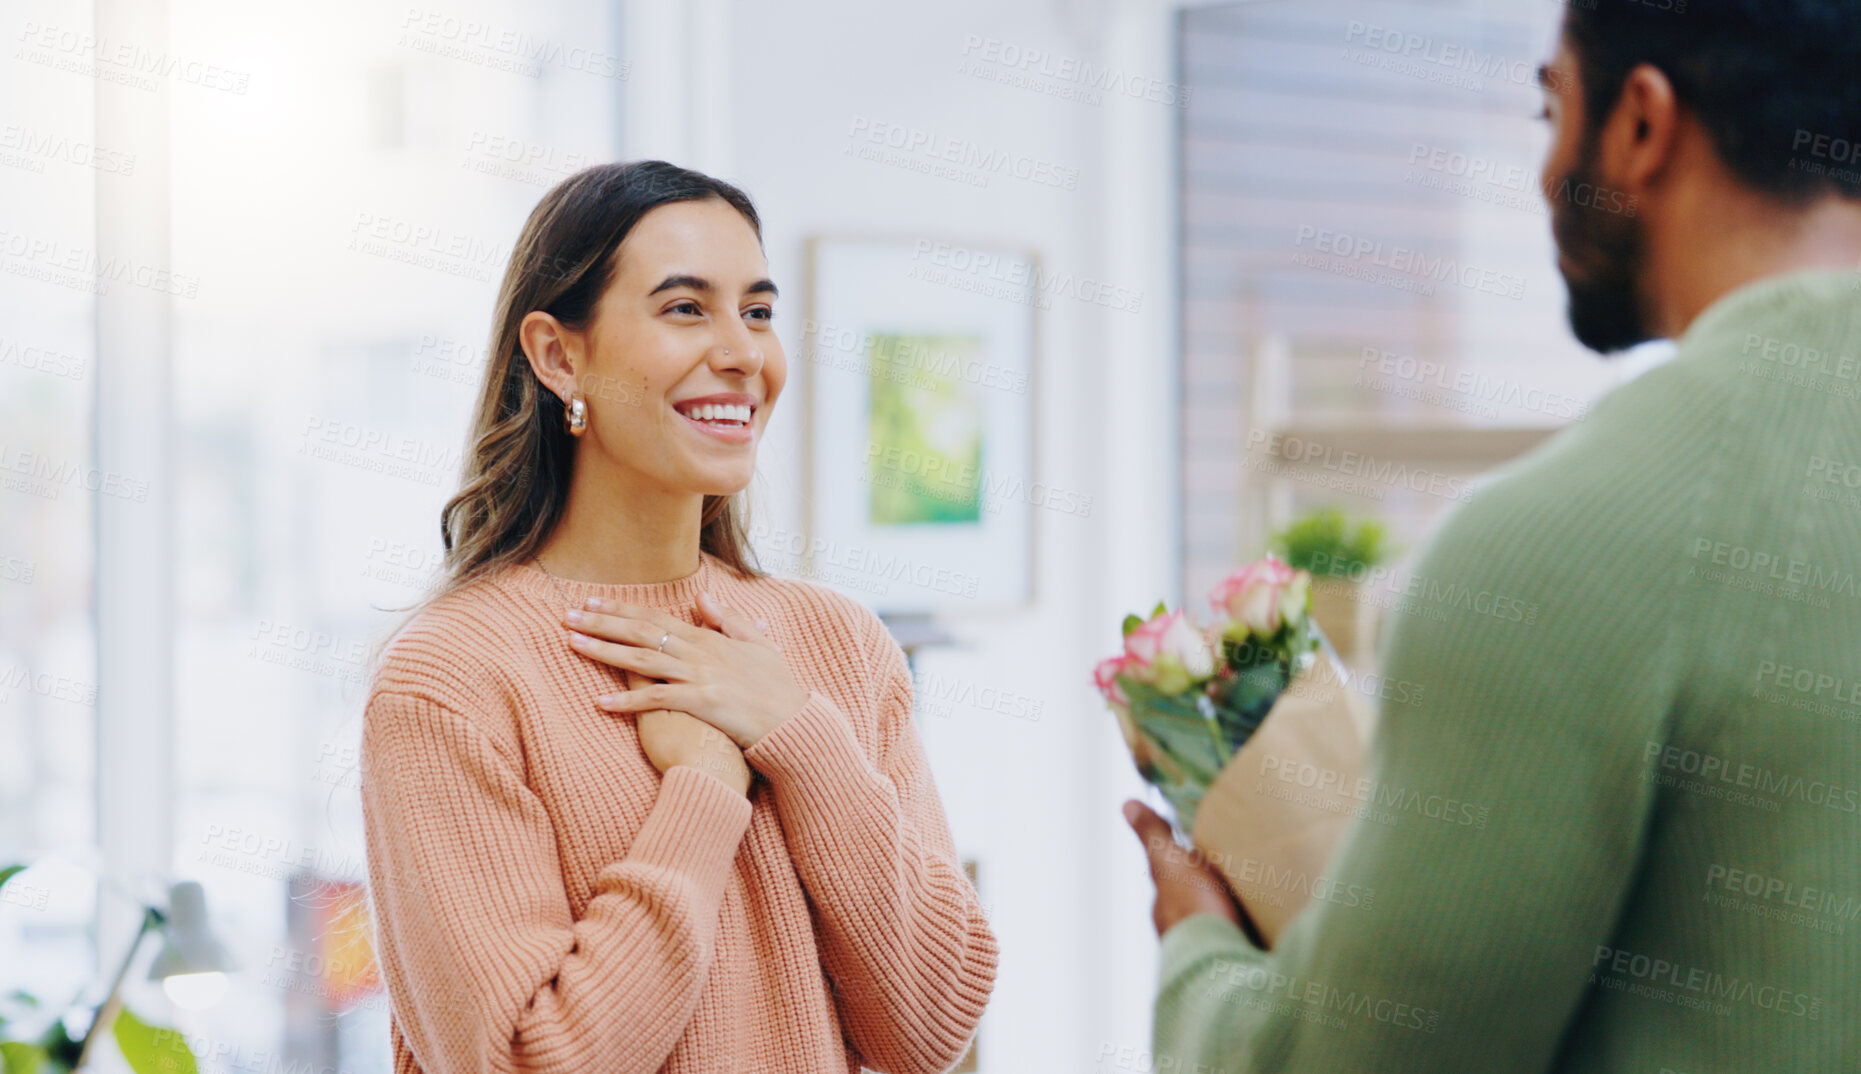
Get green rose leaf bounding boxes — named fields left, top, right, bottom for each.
left=0, top=866, right=25, bottom=893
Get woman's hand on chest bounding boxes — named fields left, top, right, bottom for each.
left=562, top=591, right=810, bottom=750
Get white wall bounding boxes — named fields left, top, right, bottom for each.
left=622, top=0, right=1187, bottom=1068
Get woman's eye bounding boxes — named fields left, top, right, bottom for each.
left=745, top=305, right=774, bottom=322
left=668, top=300, right=702, bottom=316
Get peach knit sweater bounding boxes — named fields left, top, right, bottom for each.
left=359, top=550, right=998, bottom=1074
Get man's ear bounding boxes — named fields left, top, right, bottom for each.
left=519, top=310, right=580, bottom=402
left=1602, top=62, right=1682, bottom=194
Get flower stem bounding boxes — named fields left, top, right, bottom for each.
left=1196, top=692, right=1229, bottom=768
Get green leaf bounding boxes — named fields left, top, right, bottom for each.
left=112, top=1008, right=196, bottom=1074
left=1, top=1041, right=50, bottom=1074
left=1120, top=613, right=1143, bottom=638
left=1152, top=600, right=1168, bottom=619
left=1120, top=680, right=1242, bottom=831
left=31, top=1018, right=78, bottom=1071
left=0, top=867, right=25, bottom=894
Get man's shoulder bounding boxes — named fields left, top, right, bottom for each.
left=1446, top=341, right=1747, bottom=549
left=1397, top=390, right=1701, bottom=630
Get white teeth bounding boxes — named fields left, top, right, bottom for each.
left=683, top=403, right=751, bottom=424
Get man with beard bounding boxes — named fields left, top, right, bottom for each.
left=1127, top=1, right=1861, bottom=1070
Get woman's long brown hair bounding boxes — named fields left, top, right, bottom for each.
left=378, top=160, right=768, bottom=649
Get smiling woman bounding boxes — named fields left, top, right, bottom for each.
left=358, top=160, right=998, bottom=1074
left=434, top=160, right=776, bottom=592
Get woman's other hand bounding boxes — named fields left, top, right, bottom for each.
left=563, top=593, right=808, bottom=749
left=634, top=676, right=753, bottom=796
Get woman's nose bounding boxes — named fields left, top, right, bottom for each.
left=709, top=332, right=764, bottom=377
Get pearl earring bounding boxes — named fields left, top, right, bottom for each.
left=565, top=395, right=587, bottom=436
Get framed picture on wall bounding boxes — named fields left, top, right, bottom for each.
left=801, top=236, right=1038, bottom=616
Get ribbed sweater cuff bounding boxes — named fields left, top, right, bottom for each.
left=614, top=765, right=753, bottom=898
left=742, top=691, right=869, bottom=791
left=1160, top=912, right=1262, bottom=987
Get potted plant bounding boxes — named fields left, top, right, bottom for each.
left=1, top=864, right=204, bottom=1074
left=1268, top=508, right=1392, bottom=664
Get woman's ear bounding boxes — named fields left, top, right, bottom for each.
left=519, top=310, right=579, bottom=402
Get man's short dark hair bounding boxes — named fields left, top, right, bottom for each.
left=1565, top=0, right=1861, bottom=203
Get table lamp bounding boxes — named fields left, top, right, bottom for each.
left=72, top=880, right=236, bottom=1071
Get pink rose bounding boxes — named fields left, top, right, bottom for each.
left=1093, top=654, right=1146, bottom=762
left=1209, top=555, right=1311, bottom=637
left=1121, top=609, right=1216, bottom=695
left=1092, top=655, right=1132, bottom=708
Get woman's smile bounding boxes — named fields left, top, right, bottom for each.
left=672, top=391, right=760, bottom=445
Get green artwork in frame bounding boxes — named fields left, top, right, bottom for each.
left=805, top=235, right=1036, bottom=614
left=865, top=333, right=986, bottom=526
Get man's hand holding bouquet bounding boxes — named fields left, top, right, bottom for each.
left=1097, top=556, right=1375, bottom=945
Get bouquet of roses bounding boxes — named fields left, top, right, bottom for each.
left=1094, top=556, right=1324, bottom=834
left=1096, top=555, right=1378, bottom=944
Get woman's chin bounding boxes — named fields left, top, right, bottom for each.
left=683, top=469, right=756, bottom=499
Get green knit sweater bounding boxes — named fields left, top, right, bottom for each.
left=1155, top=269, right=1861, bottom=1072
